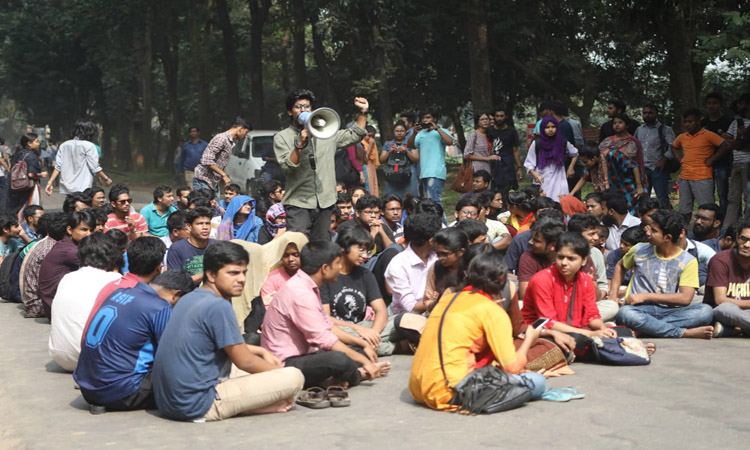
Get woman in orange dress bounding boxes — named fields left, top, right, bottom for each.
left=409, top=251, right=546, bottom=411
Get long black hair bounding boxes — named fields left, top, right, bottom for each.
left=432, top=228, right=469, bottom=298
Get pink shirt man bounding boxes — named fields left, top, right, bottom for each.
left=261, top=270, right=339, bottom=363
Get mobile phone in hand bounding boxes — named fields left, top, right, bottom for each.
left=532, top=318, right=550, bottom=329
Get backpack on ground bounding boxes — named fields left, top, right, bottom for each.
left=335, top=146, right=359, bottom=185
left=0, top=249, right=22, bottom=302
left=383, top=150, right=412, bottom=186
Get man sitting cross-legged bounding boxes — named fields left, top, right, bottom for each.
left=262, top=240, right=390, bottom=390
left=706, top=219, right=750, bottom=337
left=153, top=241, right=304, bottom=422
left=74, top=271, right=195, bottom=413
left=49, top=233, right=123, bottom=371
left=613, top=209, right=714, bottom=339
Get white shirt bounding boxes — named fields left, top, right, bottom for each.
left=606, top=213, right=641, bottom=252
left=160, top=234, right=173, bottom=267
left=385, top=245, right=438, bottom=314
left=48, top=267, right=121, bottom=371
left=55, top=138, right=102, bottom=195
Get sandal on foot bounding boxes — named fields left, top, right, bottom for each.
left=326, top=386, right=351, bottom=407
left=296, top=387, right=330, bottom=409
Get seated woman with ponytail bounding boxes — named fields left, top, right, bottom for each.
left=409, top=251, right=546, bottom=412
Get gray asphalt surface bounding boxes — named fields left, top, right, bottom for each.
left=2, top=297, right=750, bottom=449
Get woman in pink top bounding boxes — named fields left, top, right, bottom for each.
left=260, top=242, right=300, bottom=305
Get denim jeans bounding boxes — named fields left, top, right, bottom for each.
left=615, top=303, right=714, bottom=338
left=420, top=177, right=445, bottom=207
left=510, top=373, right=546, bottom=400
left=192, top=177, right=215, bottom=196
left=713, top=165, right=730, bottom=220
left=0, top=176, right=7, bottom=213
left=646, top=167, right=671, bottom=209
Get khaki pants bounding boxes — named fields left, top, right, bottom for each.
left=203, top=366, right=304, bottom=421
left=184, top=170, right=195, bottom=185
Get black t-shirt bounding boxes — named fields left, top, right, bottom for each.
left=487, top=126, right=520, bottom=188
left=320, top=266, right=381, bottom=323
left=702, top=116, right=733, bottom=167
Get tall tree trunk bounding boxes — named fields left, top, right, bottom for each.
left=372, top=22, right=393, bottom=140
left=659, top=7, right=698, bottom=132
left=248, top=0, right=271, bottom=127
left=216, top=0, right=241, bottom=119
left=136, top=3, right=154, bottom=169
left=281, top=29, right=292, bottom=95
left=449, top=107, right=466, bottom=151
left=157, top=1, right=182, bottom=171
left=309, top=14, right=341, bottom=113
left=116, top=116, right=132, bottom=171
left=466, top=0, right=493, bottom=114
left=188, top=0, right=212, bottom=134
left=291, top=0, right=307, bottom=87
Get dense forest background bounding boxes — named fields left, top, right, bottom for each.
left=0, top=0, right=748, bottom=170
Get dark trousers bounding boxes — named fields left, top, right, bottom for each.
left=82, top=372, right=156, bottom=411
left=285, top=350, right=361, bottom=389
left=286, top=205, right=333, bottom=242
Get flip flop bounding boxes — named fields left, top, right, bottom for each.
left=326, top=386, right=351, bottom=407
left=541, top=387, right=586, bottom=402
left=296, top=387, right=331, bottom=409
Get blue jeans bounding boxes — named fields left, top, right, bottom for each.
left=615, top=303, right=713, bottom=338
left=646, top=167, right=671, bottom=209
left=0, top=176, right=7, bottom=213
left=510, top=373, right=546, bottom=400
left=192, top=177, right=215, bottom=196
left=420, top=177, right=444, bottom=206
left=714, top=165, right=730, bottom=220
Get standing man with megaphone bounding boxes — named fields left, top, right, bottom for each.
left=274, top=89, right=369, bottom=241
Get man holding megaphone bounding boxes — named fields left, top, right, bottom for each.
left=274, top=89, right=369, bottom=241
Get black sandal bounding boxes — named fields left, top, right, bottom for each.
left=296, top=387, right=330, bottom=409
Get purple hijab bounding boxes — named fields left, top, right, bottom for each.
left=536, top=116, right=566, bottom=170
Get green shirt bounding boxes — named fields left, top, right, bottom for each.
left=274, top=124, right=366, bottom=209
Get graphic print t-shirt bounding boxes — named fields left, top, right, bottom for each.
left=319, top=266, right=381, bottom=323
left=166, top=239, right=216, bottom=274
left=704, top=249, right=750, bottom=307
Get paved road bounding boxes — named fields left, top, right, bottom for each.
left=1, top=298, right=750, bottom=449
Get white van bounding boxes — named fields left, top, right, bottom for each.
left=226, top=130, right=277, bottom=197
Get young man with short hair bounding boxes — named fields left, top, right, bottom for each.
left=567, top=213, right=618, bottom=321
left=702, top=92, right=733, bottom=219
left=166, top=207, right=215, bottom=284
left=140, top=185, right=178, bottom=237
left=599, top=99, right=639, bottom=143
left=487, top=106, right=522, bottom=192
left=691, top=203, right=722, bottom=252
left=504, top=209, right=566, bottom=274
left=517, top=218, right=567, bottom=301
left=450, top=195, right=480, bottom=226
left=180, top=126, right=208, bottom=185
left=381, top=194, right=404, bottom=242
left=613, top=209, right=714, bottom=339
left=263, top=240, right=390, bottom=390
left=385, top=214, right=442, bottom=314
left=671, top=108, right=730, bottom=223
left=460, top=170, right=491, bottom=201
left=193, top=118, right=252, bottom=193
left=706, top=219, right=750, bottom=337
left=603, top=194, right=641, bottom=252
left=274, top=89, right=369, bottom=241
left=154, top=241, right=303, bottom=421
left=38, top=211, right=96, bottom=319
left=0, top=213, right=23, bottom=265
left=456, top=218, right=489, bottom=244
left=63, top=191, right=92, bottom=214
left=634, top=103, right=676, bottom=208
left=84, top=187, right=108, bottom=208
left=20, top=205, right=45, bottom=243
left=20, top=212, right=68, bottom=318
left=407, top=108, right=455, bottom=206
left=220, top=183, right=242, bottom=210
left=75, top=271, right=195, bottom=413
left=336, top=194, right=394, bottom=256
left=81, top=237, right=169, bottom=337
left=49, top=233, right=123, bottom=371
left=174, top=186, right=192, bottom=211
left=160, top=211, right=190, bottom=265
left=105, top=184, right=148, bottom=241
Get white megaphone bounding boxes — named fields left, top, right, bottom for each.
left=297, top=107, right=341, bottom=139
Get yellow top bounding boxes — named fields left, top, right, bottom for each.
left=409, top=290, right=526, bottom=411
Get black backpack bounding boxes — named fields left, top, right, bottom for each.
left=0, top=249, right=22, bottom=302
left=383, top=149, right=412, bottom=186
left=334, top=146, right=359, bottom=185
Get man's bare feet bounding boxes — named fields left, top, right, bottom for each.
left=682, top=326, right=714, bottom=339
left=646, top=342, right=656, bottom=356
left=376, top=361, right=391, bottom=376
left=242, top=397, right=295, bottom=415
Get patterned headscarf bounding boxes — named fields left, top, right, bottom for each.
left=265, top=203, right=287, bottom=237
